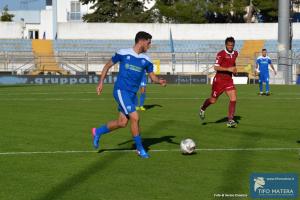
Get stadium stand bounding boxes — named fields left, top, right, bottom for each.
left=236, top=40, right=265, bottom=77
left=1, top=39, right=299, bottom=76
left=264, top=40, right=300, bottom=53
left=31, top=40, right=67, bottom=75
left=53, top=39, right=244, bottom=53
left=263, top=40, right=277, bottom=52
left=0, top=39, right=32, bottom=52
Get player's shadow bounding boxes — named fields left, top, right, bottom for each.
left=143, top=104, right=162, bottom=110
left=118, top=135, right=179, bottom=151
left=297, top=140, right=300, bottom=144
left=202, top=116, right=242, bottom=125
left=99, top=120, right=178, bottom=153
left=97, top=147, right=134, bottom=153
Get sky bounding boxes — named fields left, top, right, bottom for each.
left=0, top=0, right=155, bottom=11
left=0, top=0, right=45, bottom=11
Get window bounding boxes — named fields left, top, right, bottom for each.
left=29, top=30, right=39, bottom=39
left=46, top=0, right=52, bottom=6
left=70, top=1, right=81, bottom=21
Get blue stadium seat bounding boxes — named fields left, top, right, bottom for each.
left=0, top=39, right=32, bottom=52
left=263, top=40, right=300, bottom=53
left=53, top=39, right=244, bottom=53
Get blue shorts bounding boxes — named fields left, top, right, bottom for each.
left=140, top=81, right=147, bottom=87
left=113, top=89, right=136, bottom=116
left=140, top=75, right=147, bottom=87
left=259, top=73, right=269, bottom=83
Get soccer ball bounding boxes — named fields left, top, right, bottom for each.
left=180, top=138, right=196, bottom=154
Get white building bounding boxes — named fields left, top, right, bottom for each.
left=0, top=0, right=94, bottom=39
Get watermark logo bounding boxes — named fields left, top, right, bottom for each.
left=250, top=173, right=298, bottom=198
left=254, top=177, right=265, bottom=192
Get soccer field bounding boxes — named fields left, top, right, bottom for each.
left=0, top=84, right=299, bottom=200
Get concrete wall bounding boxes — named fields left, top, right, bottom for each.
left=0, top=22, right=23, bottom=38
left=57, top=23, right=300, bottom=40
left=40, top=8, right=53, bottom=39
left=2, top=22, right=300, bottom=40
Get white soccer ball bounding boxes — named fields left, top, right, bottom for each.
left=180, top=138, right=196, bottom=154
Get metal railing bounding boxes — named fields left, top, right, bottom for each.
left=0, top=51, right=299, bottom=84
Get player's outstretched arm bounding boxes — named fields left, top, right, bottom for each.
left=270, top=64, right=277, bottom=75
left=148, top=72, right=167, bottom=87
left=97, top=59, right=115, bottom=95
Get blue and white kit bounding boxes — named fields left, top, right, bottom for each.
left=256, top=56, right=272, bottom=82
left=112, top=48, right=153, bottom=115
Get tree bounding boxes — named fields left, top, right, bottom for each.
left=205, top=0, right=248, bottom=23
left=0, top=5, right=14, bottom=22
left=79, top=0, right=155, bottom=22
left=154, top=0, right=208, bottom=23
left=252, top=0, right=278, bottom=22
left=80, top=0, right=279, bottom=23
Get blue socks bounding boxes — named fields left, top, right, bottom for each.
left=266, top=81, right=270, bottom=93
left=259, top=81, right=270, bottom=93
left=259, top=81, right=263, bottom=92
left=139, top=93, right=146, bottom=107
left=133, top=135, right=144, bottom=150
left=96, top=125, right=110, bottom=135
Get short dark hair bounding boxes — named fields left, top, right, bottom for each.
left=225, top=37, right=235, bottom=44
left=262, top=48, right=267, bottom=51
left=135, top=31, right=152, bottom=44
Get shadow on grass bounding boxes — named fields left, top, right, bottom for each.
left=34, top=153, right=122, bottom=200
left=202, top=116, right=242, bottom=125
left=143, top=104, right=163, bottom=110
left=117, top=135, right=179, bottom=151
left=117, top=120, right=179, bottom=151
left=97, top=147, right=134, bottom=153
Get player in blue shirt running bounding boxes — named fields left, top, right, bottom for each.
left=92, top=31, right=166, bottom=158
left=136, top=71, right=147, bottom=111
left=255, top=49, right=276, bottom=96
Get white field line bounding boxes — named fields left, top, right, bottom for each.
left=0, top=147, right=299, bottom=156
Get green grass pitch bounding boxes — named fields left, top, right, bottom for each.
left=0, top=84, right=299, bottom=200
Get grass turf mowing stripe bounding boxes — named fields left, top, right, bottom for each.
left=0, top=97, right=300, bottom=101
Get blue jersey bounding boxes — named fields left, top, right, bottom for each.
left=140, top=72, right=147, bottom=87
left=256, top=56, right=272, bottom=75
left=112, top=48, right=154, bottom=93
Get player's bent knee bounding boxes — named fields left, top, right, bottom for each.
left=130, top=116, right=139, bottom=122
left=210, top=98, right=217, bottom=104
left=118, top=120, right=128, bottom=128
left=129, top=112, right=139, bottom=122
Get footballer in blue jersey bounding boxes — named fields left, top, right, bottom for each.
left=255, top=49, right=276, bottom=96
left=136, top=71, right=147, bottom=111
left=92, top=31, right=166, bottom=158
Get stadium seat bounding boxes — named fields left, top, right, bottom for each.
left=52, top=39, right=244, bottom=53
left=0, top=39, right=32, bottom=52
